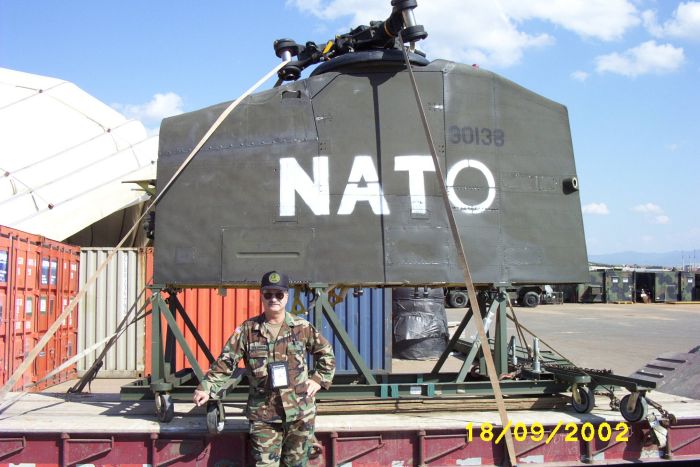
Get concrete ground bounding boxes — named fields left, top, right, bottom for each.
left=46, top=302, right=700, bottom=393
left=393, top=302, right=700, bottom=377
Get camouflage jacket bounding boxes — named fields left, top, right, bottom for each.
left=198, top=312, right=335, bottom=422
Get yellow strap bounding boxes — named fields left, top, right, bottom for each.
left=322, top=40, right=334, bottom=55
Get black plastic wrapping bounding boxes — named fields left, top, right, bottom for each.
left=392, top=287, right=449, bottom=359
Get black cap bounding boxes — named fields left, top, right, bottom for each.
left=260, top=271, right=289, bottom=290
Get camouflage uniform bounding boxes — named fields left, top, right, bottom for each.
left=198, top=311, right=335, bottom=466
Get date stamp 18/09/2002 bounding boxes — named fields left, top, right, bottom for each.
left=465, top=421, right=630, bottom=445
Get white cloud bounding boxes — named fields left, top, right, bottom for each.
left=113, top=92, right=184, bottom=134
left=571, top=70, right=590, bottom=81
left=595, top=41, right=685, bottom=77
left=502, top=0, right=640, bottom=41
left=643, top=2, right=700, bottom=40
left=633, top=203, right=670, bottom=224
left=287, top=0, right=641, bottom=68
left=582, top=202, right=609, bottom=215
left=633, top=203, right=664, bottom=214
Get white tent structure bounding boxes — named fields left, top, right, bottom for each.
left=0, top=67, right=157, bottom=242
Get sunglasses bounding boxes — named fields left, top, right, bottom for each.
left=263, top=291, right=286, bottom=300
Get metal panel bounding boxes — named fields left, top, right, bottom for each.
left=77, top=248, right=145, bottom=377
left=577, top=270, right=604, bottom=303
left=654, top=271, right=678, bottom=302
left=679, top=272, right=695, bottom=302
left=153, top=60, right=588, bottom=287
left=289, top=288, right=392, bottom=375
left=604, top=270, right=634, bottom=303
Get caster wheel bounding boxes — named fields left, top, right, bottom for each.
left=620, top=393, right=648, bottom=423
left=571, top=386, right=595, bottom=414
left=206, top=401, right=225, bottom=434
left=155, top=392, right=175, bottom=423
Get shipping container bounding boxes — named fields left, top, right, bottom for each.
left=604, top=270, right=634, bottom=303
left=576, top=270, right=604, bottom=303
left=0, top=225, right=79, bottom=391
left=655, top=271, right=679, bottom=302
left=77, top=248, right=146, bottom=378
left=289, top=287, right=392, bottom=375
left=0, top=241, right=8, bottom=389
left=634, top=271, right=680, bottom=303
left=679, top=272, right=695, bottom=302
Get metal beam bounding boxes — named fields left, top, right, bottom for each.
left=495, top=288, right=508, bottom=375
left=157, top=294, right=205, bottom=381
left=431, top=308, right=473, bottom=376
left=314, top=286, right=377, bottom=385
left=170, top=293, right=216, bottom=365
left=456, top=298, right=499, bottom=383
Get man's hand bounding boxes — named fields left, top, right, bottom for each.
left=193, top=389, right=210, bottom=407
left=306, top=379, right=321, bottom=397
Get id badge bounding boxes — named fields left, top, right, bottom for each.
left=268, top=361, right=289, bottom=389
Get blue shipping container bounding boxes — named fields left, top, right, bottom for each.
left=287, top=287, right=392, bottom=375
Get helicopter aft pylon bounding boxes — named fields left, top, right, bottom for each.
left=112, top=0, right=665, bottom=451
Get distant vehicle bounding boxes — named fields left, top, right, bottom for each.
left=445, top=285, right=561, bottom=308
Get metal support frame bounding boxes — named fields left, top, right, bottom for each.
left=148, top=281, right=518, bottom=395
left=311, top=284, right=377, bottom=385
left=432, top=288, right=508, bottom=381
left=149, top=286, right=209, bottom=394
left=494, top=287, right=508, bottom=375
left=145, top=284, right=382, bottom=397
left=134, top=283, right=649, bottom=410
left=136, top=284, right=575, bottom=403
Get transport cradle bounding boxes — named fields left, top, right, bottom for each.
left=116, top=284, right=658, bottom=432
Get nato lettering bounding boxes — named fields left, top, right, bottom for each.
left=280, top=157, right=330, bottom=216
left=449, top=125, right=505, bottom=147
left=280, top=155, right=496, bottom=216
left=337, top=155, right=390, bottom=215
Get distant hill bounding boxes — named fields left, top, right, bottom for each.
left=588, top=250, right=698, bottom=268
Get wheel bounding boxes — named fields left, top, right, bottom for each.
left=448, top=291, right=469, bottom=308
left=522, top=291, right=540, bottom=308
left=571, top=386, right=595, bottom=414
left=206, top=401, right=225, bottom=434
left=155, top=392, right=175, bottom=423
left=620, top=393, right=648, bottom=423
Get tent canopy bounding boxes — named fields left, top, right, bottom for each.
left=0, top=67, right=156, bottom=241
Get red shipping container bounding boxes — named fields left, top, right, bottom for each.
left=0, top=334, right=5, bottom=388
left=0, top=225, right=79, bottom=391
left=142, top=248, right=263, bottom=375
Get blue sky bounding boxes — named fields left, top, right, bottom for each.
left=1, top=0, right=698, bottom=256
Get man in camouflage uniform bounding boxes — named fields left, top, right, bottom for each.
left=193, top=271, right=335, bottom=466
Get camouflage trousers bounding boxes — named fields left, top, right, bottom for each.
left=249, top=412, right=315, bottom=467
